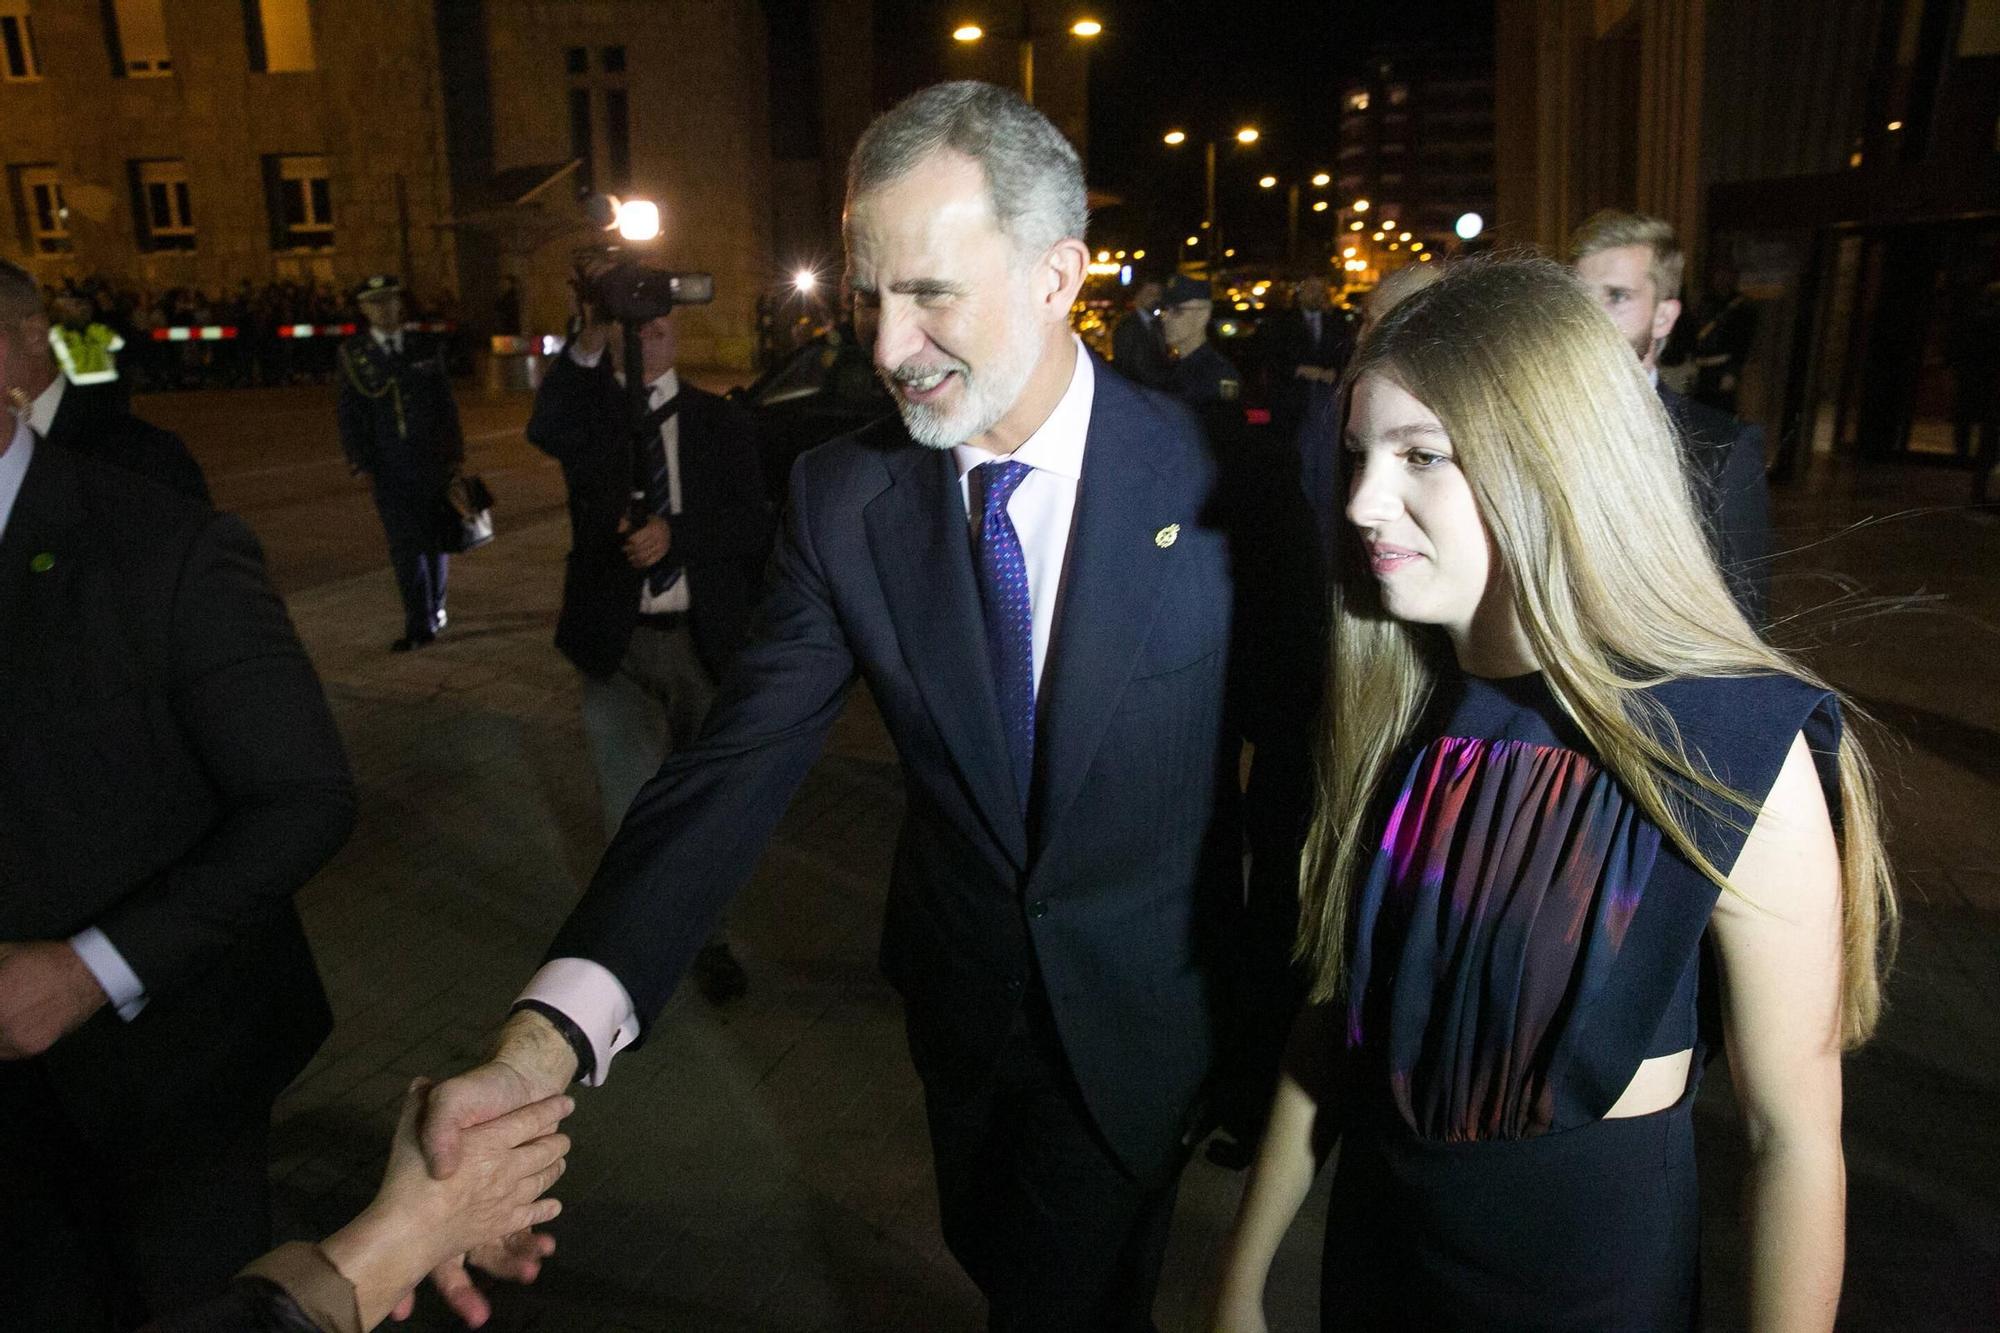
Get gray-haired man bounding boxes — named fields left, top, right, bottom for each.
left=417, top=82, right=1321, bottom=1329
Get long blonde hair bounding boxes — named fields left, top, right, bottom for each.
left=1298, top=256, right=1897, bottom=1047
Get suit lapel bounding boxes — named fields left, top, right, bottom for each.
left=0, top=441, right=88, bottom=741
left=1034, top=370, right=1177, bottom=848
left=864, top=444, right=1029, bottom=867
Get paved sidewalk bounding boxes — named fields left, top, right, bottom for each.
left=249, top=402, right=1997, bottom=1330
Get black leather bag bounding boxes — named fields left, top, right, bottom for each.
left=438, top=473, right=496, bottom=552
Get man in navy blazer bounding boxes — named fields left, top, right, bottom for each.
left=420, top=82, right=1322, bottom=1330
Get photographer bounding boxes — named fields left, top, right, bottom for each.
left=527, top=282, right=773, bottom=1004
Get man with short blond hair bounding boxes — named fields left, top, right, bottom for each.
left=1571, top=209, right=1771, bottom=623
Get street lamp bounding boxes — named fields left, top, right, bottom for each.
left=1353, top=198, right=1371, bottom=213
left=1454, top=211, right=1485, bottom=240
left=1235, top=127, right=1260, bottom=144
left=1163, top=129, right=1187, bottom=145
left=1311, top=171, right=1331, bottom=187
left=1164, top=123, right=1261, bottom=265
left=952, top=8, right=1099, bottom=104
left=1258, top=175, right=1277, bottom=189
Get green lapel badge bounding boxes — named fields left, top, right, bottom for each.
left=29, top=551, right=54, bottom=573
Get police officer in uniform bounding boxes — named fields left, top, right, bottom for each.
left=1158, top=273, right=1247, bottom=447
left=337, top=275, right=465, bottom=651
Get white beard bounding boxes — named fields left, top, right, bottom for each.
left=890, top=307, right=1044, bottom=450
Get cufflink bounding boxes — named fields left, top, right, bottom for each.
left=1154, top=524, right=1179, bottom=549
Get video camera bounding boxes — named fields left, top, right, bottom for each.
left=574, top=259, right=714, bottom=326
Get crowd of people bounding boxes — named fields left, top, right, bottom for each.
left=35, top=273, right=468, bottom=391
left=0, top=78, right=1900, bottom=1333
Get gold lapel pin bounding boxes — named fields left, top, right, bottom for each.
left=30, top=552, right=55, bottom=573
left=1154, top=524, right=1180, bottom=549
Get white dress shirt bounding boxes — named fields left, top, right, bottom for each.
left=518, top=338, right=1097, bottom=1085
left=26, top=374, right=65, bottom=439
left=0, top=413, right=150, bottom=1020
left=567, top=343, right=691, bottom=616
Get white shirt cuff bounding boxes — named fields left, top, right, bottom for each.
left=516, top=957, right=639, bottom=1086
left=568, top=341, right=606, bottom=369
left=70, top=927, right=148, bottom=1020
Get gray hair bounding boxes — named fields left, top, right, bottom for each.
left=847, top=81, right=1087, bottom=255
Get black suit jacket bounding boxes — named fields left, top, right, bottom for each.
left=1111, top=309, right=1173, bottom=391
left=1659, top=385, right=1772, bottom=625
left=45, top=379, right=211, bottom=505
left=1271, top=308, right=1350, bottom=379
left=525, top=350, right=774, bottom=681
left=548, top=360, right=1323, bottom=1181
left=0, top=443, right=353, bottom=1144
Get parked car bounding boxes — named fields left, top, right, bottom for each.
left=730, top=326, right=892, bottom=502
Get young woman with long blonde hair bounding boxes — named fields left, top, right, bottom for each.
left=1211, top=256, right=1896, bottom=1331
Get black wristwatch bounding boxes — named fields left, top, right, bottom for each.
left=509, top=1000, right=596, bottom=1084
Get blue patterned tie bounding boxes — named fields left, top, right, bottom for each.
left=973, top=461, right=1036, bottom=809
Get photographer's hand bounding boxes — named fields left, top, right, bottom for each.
left=618, top=513, right=671, bottom=570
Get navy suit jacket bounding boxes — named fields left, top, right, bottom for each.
left=1659, top=385, right=1772, bottom=625
left=549, top=360, right=1323, bottom=1180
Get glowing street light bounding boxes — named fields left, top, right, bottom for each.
left=1097, top=249, right=1110, bottom=262
left=1163, top=129, right=1187, bottom=146
left=1071, top=18, right=1103, bottom=37
left=953, top=23, right=983, bottom=41
left=1133, top=248, right=1146, bottom=259
left=1398, top=231, right=1412, bottom=241
left=1235, top=127, right=1260, bottom=144
left=1311, top=172, right=1331, bottom=187
left=1186, top=235, right=1200, bottom=246
left=1352, top=198, right=1371, bottom=213
left=1455, top=211, right=1485, bottom=240
left=1349, top=220, right=1363, bottom=231
left=1312, top=200, right=1329, bottom=212
left=793, top=269, right=817, bottom=294
left=1258, top=175, right=1277, bottom=189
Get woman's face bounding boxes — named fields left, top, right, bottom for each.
left=1344, top=372, right=1495, bottom=640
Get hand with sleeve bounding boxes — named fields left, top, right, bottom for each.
left=0, top=941, right=109, bottom=1059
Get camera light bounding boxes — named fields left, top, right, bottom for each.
left=793, top=269, right=817, bottom=294
left=615, top=199, right=661, bottom=242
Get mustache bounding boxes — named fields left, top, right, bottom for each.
left=884, top=358, right=968, bottom=385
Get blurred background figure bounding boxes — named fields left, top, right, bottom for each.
left=1111, top=270, right=1173, bottom=391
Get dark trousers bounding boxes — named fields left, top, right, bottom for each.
left=923, top=988, right=1183, bottom=1332
left=0, top=1060, right=273, bottom=1331
left=372, top=479, right=448, bottom=639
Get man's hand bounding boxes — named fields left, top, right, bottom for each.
left=619, top=513, right=671, bottom=570
left=0, top=941, right=109, bottom=1060
left=417, top=1010, right=579, bottom=1326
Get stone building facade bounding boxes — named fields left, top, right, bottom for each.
left=0, top=0, right=457, bottom=303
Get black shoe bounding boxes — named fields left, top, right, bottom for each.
left=692, top=941, right=749, bottom=1004
left=390, top=633, right=436, bottom=653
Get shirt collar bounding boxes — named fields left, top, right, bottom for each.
left=26, top=374, right=64, bottom=439
left=0, top=415, right=36, bottom=542
left=370, top=326, right=402, bottom=349
left=951, top=336, right=1093, bottom=483
left=648, top=367, right=679, bottom=403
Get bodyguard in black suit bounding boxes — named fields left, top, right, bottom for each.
left=0, top=413, right=354, bottom=1327
left=1571, top=210, right=1772, bottom=623
left=1110, top=274, right=1173, bottom=391
left=337, top=274, right=464, bottom=651
left=0, top=259, right=210, bottom=504
left=420, top=83, right=1322, bottom=1330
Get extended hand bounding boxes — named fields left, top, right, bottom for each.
left=619, top=513, right=671, bottom=570
left=0, top=941, right=109, bottom=1059
left=417, top=1011, right=579, bottom=1325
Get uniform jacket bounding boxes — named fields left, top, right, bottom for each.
left=0, top=444, right=353, bottom=1141
left=525, top=349, right=774, bottom=681
left=335, top=331, right=465, bottom=483
left=547, top=361, right=1324, bottom=1182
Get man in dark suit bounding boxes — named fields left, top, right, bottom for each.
left=0, top=386, right=354, bottom=1326
left=1268, top=276, right=1351, bottom=448
left=1571, top=210, right=1772, bottom=624
left=337, top=274, right=465, bottom=651
left=526, top=302, right=774, bottom=1004
left=0, top=260, right=210, bottom=503
left=418, top=82, right=1321, bottom=1331
left=1110, top=272, right=1173, bottom=390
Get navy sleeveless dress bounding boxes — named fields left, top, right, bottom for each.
left=1320, top=669, right=1843, bottom=1331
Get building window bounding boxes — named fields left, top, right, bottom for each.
left=130, top=159, right=194, bottom=249
left=1345, top=89, right=1370, bottom=112
left=1, top=2, right=40, bottom=81
left=10, top=164, right=70, bottom=252
left=1388, top=83, right=1409, bottom=106
left=568, top=87, right=594, bottom=191
left=564, top=45, right=586, bottom=74
left=605, top=89, right=631, bottom=189
left=107, top=0, right=173, bottom=76
left=601, top=44, right=625, bottom=73
left=265, top=153, right=332, bottom=249
left=244, top=0, right=316, bottom=72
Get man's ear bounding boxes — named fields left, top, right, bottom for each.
left=1653, top=296, right=1682, bottom=345
left=1042, top=238, right=1089, bottom=318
